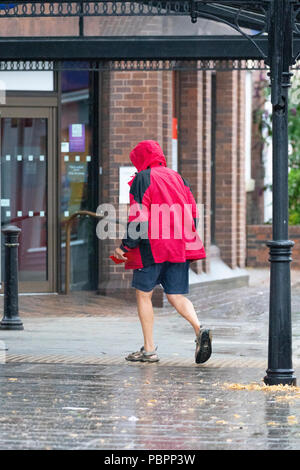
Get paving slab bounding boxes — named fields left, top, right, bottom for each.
left=0, top=270, right=299, bottom=450
left=1, top=363, right=300, bottom=450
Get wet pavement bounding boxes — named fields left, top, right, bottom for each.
left=1, top=363, right=300, bottom=450
left=0, top=269, right=300, bottom=450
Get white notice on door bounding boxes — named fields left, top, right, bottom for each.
left=61, top=142, right=69, bottom=153
left=119, top=166, right=135, bottom=204
left=1, top=199, right=10, bottom=207
left=71, top=124, right=83, bottom=137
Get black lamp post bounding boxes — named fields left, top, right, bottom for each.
left=264, top=0, right=296, bottom=386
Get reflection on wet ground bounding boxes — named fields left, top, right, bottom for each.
left=0, top=363, right=300, bottom=450
left=0, top=276, right=300, bottom=449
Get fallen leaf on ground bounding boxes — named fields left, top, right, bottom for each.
left=275, top=394, right=300, bottom=402
left=223, top=382, right=300, bottom=393
left=287, top=416, right=298, bottom=425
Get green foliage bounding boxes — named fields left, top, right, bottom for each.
left=288, top=73, right=300, bottom=224
left=288, top=169, right=300, bottom=225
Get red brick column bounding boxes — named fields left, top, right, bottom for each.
left=202, top=71, right=212, bottom=273
left=236, top=71, right=246, bottom=268
left=98, top=70, right=171, bottom=306
left=98, top=71, right=122, bottom=296
left=178, top=69, right=203, bottom=274
left=215, top=71, right=238, bottom=268
left=247, top=71, right=267, bottom=224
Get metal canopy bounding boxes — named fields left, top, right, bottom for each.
left=0, top=1, right=298, bottom=387
left=0, top=1, right=298, bottom=64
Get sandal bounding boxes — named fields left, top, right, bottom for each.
left=195, top=328, right=212, bottom=364
left=125, top=346, right=159, bottom=363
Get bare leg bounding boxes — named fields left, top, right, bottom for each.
left=166, top=294, right=200, bottom=336
left=135, top=289, right=156, bottom=352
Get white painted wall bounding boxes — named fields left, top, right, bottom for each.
left=245, top=71, right=254, bottom=192
left=263, top=100, right=273, bottom=223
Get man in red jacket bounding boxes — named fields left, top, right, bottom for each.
left=114, top=140, right=212, bottom=364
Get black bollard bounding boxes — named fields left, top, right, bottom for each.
left=0, top=225, right=23, bottom=330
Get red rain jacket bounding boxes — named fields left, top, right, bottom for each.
left=120, top=140, right=206, bottom=269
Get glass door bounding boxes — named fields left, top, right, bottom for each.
left=0, top=107, right=56, bottom=292
left=60, top=69, right=98, bottom=292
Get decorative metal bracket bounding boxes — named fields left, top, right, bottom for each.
left=188, top=1, right=270, bottom=60
left=190, top=0, right=198, bottom=23
left=266, top=0, right=294, bottom=107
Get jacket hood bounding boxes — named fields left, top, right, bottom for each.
left=129, top=140, right=167, bottom=172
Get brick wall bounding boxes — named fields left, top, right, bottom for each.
left=236, top=71, right=246, bottom=268
left=178, top=69, right=213, bottom=274
left=215, top=71, right=238, bottom=268
left=178, top=68, right=203, bottom=274
left=0, top=17, right=78, bottom=36
left=98, top=70, right=172, bottom=305
left=247, top=225, right=300, bottom=269
left=247, top=71, right=266, bottom=225
left=214, top=71, right=247, bottom=269
left=0, top=14, right=240, bottom=37
left=202, top=71, right=212, bottom=273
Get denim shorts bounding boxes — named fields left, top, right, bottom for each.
left=132, top=261, right=190, bottom=294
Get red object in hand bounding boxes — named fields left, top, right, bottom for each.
left=110, top=254, right=128, bottom=264
left=110, top=255, right=124, bottom=264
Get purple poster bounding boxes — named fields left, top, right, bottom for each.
left=69, top=124, right=85, bottom=152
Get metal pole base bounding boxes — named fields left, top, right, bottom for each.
left=264, top=369, right=297, bottom=386
left=1, top=225, right=23, bottom=331
left=265, top=240, right=296, bottom=386
left=0, top=318, right=24, bottom=330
